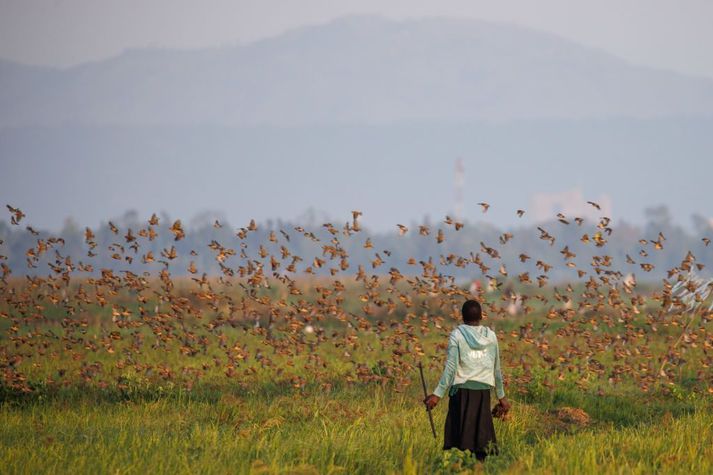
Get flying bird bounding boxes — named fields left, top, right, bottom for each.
left=6, top=205, right=26, bottom=225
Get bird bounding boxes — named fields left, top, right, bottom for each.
left=498, top=232, right=513, bottom=245
left=6, top=205, right=26, bottom=225
left=557, top=213, right=570, bottom=225
left=1, top=205, right=705, bottom=405
left=170, top=220, right=185, bottom=241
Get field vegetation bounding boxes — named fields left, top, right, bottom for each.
left=2, top=208, right=712, bottom=473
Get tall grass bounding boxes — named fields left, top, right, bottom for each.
left=1, top=381, right=709, bottom=474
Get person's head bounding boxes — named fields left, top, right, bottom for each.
left=462, top=299, right=482, bottom=323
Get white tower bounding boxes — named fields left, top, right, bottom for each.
left=454, top=158, right=464, bottom=221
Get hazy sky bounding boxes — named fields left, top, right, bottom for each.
left=1, top=0, right=713, bottom=78
left=2, top=0, right=713, bottom=232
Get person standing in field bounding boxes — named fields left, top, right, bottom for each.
left=423, top=299, right=510, bottom=461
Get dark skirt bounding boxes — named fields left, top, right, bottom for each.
left=443, top=388, right=498, bottom=460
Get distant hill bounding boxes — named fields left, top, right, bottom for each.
left=2, top=15, right=713, bottom=127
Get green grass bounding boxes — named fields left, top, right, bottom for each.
left=1, top=379, right=710, bottom=474
left=2, top=279, right=712, bottom=474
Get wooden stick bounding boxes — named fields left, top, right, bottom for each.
left=418, top=361, right=437, bottom=439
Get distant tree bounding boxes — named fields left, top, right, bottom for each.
left=189, top=210, right=227, bottom=230
left=644, top=205, right=672, bottom=229
left=691, top=213, right=712, bottom=236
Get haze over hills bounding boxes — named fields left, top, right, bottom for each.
left=2, top=15, right=713, bottom=232
left=2, top=15, right=713, bottom=127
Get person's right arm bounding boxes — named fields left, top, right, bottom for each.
left=424, top=331, right=459, bottom=409
left=433, top=331, right=459, bottom=398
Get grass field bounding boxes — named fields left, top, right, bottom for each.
left=2, top=285, right=712, bottom=474
left=2, top=225, right=713, bottom=474
left=1, top=376, right=711, bottom=474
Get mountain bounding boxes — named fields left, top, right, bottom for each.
left=2, top=15, right=713, bottom=127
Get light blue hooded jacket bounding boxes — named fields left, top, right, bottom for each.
left=432, top=324, right=505, bottom=399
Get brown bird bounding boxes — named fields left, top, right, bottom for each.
left=6, top=205, right=26, bottom=225
left=557, top=213, right=570, bottom=225
left=499, top=233, right=513, bottom=245
left=351, top=211, right=362, bottom=232
left=640, top=263, right=655, bottom=272
left=170, top=220, right=185, bottom=241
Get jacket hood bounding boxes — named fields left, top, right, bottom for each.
left=456, top=324, right=494, bottom=350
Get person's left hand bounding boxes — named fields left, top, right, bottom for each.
left=423, top=394, right=440, bottom=410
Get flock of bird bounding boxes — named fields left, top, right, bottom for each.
left=1, top=202, right=712, bottom=396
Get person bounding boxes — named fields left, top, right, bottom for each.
left=423, top=299, right=510, bottom=461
